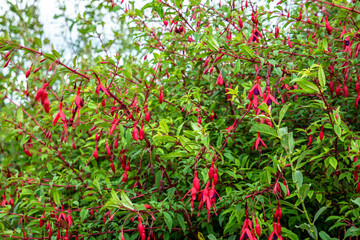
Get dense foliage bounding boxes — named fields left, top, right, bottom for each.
left=1, top=0, right=360, bottom=239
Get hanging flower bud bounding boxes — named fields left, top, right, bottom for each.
left=343, top=83, right=348, bottom=98
left=325, top=16, right=332, bottom=35
left=93, top=145, right=99, bottom=160
left=208, top=162, right=215, bottom=179
left=275, top=25, right=279, bottom=38
left=133, top=121, right=139, bottom=141
left=307, top=135, right=312, bottom=147
left=255, top=217, right=261, bottom=237
left=40, top=211, right=45, bottom=227
left=105, top=141, right=111, bottom=157
left=320, top=125, right=324, bottom=142
left=193, top=171, right=200, bottom=191
left=138, top=217, right=146, bottom=240
left=25, top=66, right=32, bottom=78
left=114, top=137, right=119, bottom=149
left=217, top=71, right=224, bottom=85
left=288, top=36, right=292, bottom=48
left=238, top=16, right=243, bottom=29
left=110, top=161, right=115, bottom=174
left=210, top=111, right=215, bottom=121
left=159, top=89, right=164, bottom=104
left=139, top=123, right=145, bottom=140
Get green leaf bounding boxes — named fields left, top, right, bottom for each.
left=319, top=231, right=335, bottom=240
left=239, top=44, right=254, bottom=58
left=279, top=103, right=291, bottom=124
left=313, top=206, right=328, bottom=223
left=17, top=108, right=24, bottom=123
left=318, top=65, right=326, bottom=91
left=53, top=190, right=60, bottom=206
left=208, top=234, right=217, bottom=240
left=159, top=121, right=170, bottom=134
left=334, top=124, right=341, bottom=138
left=281, top=132, right=295, bottom=154
left=329, top=157, right=337, bottom=169
left=176, top=121, right=186, bottom=136
left=249, top=124, right=277, bottom=138
left=163, top=212, right=173, bottom=233
left=80, top=208, right=89, bottom=222
left=176, top=214, right=186, bottom=232
left=205, top=36, right=219, bottom=52
left=296, top=79, right=319, bottom=93
left=294, top=170, right=303, bottom=188
left=33, top=37, right=42, bottom=48
left=120, top=190, right=134, bottom=210
left=234, top=60, right=241, bottom=75
left=282, top=228, right=299, bottom=240
left=159, top=151, right=190, bottom=159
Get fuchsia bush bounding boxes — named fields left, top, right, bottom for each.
left=1, top=0, right=360, bottom=239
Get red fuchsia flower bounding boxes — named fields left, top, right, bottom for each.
left=67, top=208, right=73, bottom=227
left=34, top=83, right=49, bottom=102
left=225, top=120, right=238, bottom=133
left=343, top=36, right=352, bottom=55
left=248, top=27, right=260, bottom=43
left=264, top=87, right=279, bottom=106
left=74, top=86, right=84, bottom=109
left=110, top=113, right=121, bottom=135
left=94, top=73, right=110, bottom=97
left=239, top=211, right=256, bottom=240
left=248, top=76, right=263, bottom=100
left=269, top=221, right=283, bottom=240
left=53, top=102, right=67, bottom=134
left=252, top=132, right=267, bottom=150
left=339, top=25, right=346, bottom=39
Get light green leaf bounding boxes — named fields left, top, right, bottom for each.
left=318, top=65, right=326, bottom=91
left=329, top=157, right=337, bottom=169
left=120, top=190, right=134, bottom=210
left=240, top=44, right=254, bottom=58
left=17, top=108, right=24, bottom=123
left=249, top=124, right=277, bottom=138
